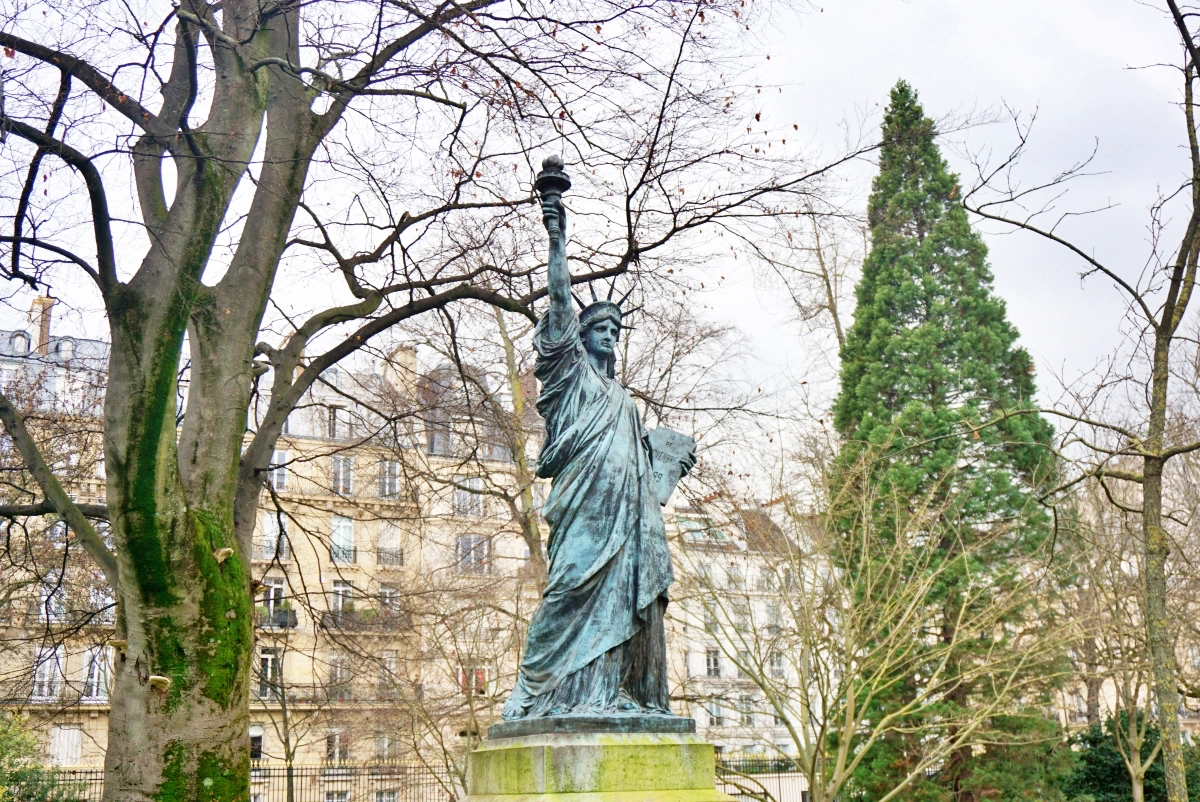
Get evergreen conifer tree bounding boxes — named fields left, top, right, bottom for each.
left=832, top=80, right=1057, bottom=801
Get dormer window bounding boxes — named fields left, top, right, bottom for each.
left=9, top=332, right=30, bottom=354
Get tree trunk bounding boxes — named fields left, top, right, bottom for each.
left=1145, top=331, right=1189, bottom=802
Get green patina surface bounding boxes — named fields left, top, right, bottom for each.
left=469, top=734, right=717, bottom=796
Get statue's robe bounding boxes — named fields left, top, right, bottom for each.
left=502, top=310, right=673, bottom=718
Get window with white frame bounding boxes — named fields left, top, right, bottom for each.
left=32, top=646, right=63, bottom=700
left=82, top=646, right=109, bottom=701
left=377, top=523, right=403, bottom=566
left=453, top=476, right=483, bottom=517
left=267, top=450, right=288, bottom=491
left=331, top=455, right=354, bottom=495
left=327, top=406, right=352, bottom=440
left=88, top=580, right=115, bottom=624
left=331, top=581, right=353, bottom=613
left=378, top=651, right=399, bottom=699
left=378, top=461, right=401, bottom=498
left=739, top=694, right=754, bottom=726
left=768, top=651, right=786, bottom=680
left=328, top=653, right=352, bottom=700
left=455, top=535, right=492, bottom=575
left=259, top=512, right=289, bottom=560
left=726, top=564, right=744, bottom=590
left=258, top=648, right=281, bottom=700
left=706, top=649, right=721, bottom=678
left=261, top=577, right=286, bottom=619
left=375, top=733, right=397, bottom=762
left=325, top=793, right=349, bottom=802
left=376, top=791, right=398, bottom=802
left=41, top=576, right=66, bottom=624
left=707, top=702, right=724, bottom=728
left=737, top=651, right=751, bottom=679
left=331, top=516, right=355, bottom=562
left=379, top=584, right=401, bottom=615
left=48, top=725, right=82, bottom=766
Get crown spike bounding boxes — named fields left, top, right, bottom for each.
left=617, top=286, right=636, bottom=307
left=607, top=278, right=617, bottom=301
left=589, top=283, right=599, bottom=303
left=572, top=293, right=587, bottom=310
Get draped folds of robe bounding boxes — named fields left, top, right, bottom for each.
left=501, top=310, right=674, bottom=719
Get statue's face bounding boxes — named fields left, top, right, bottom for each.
left=582, top=319, right=619, bottom=360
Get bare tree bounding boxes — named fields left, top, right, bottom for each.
left=961, top=6, right=1200, bottom=799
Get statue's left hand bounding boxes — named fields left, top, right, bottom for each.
left=679, top=449, right=697, bottom=477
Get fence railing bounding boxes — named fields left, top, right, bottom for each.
left=53, top=760, right=807, bottom=802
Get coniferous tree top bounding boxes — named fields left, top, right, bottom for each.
left=833, top=80, right=1054, bottom=503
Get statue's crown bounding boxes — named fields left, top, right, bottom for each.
left=574, top=281, right=638, bottom=330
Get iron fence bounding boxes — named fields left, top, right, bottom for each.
left=51, top=760, right=807, bottom=802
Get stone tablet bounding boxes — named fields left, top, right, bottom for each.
left=648, top=427, right=697, bottom=506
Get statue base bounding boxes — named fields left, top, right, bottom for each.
left=465, top=725, right=735, bottom=802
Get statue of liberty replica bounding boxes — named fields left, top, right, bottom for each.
left=501, top=155, right=696, bottom=722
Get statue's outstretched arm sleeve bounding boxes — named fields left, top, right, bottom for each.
left=543, top=197, right=573, bottom=337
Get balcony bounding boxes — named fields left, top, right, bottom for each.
left=376, top=548, right=404, bottom=567
left=320, top=608, right=413, bottom=632
left=329, top=546, right=357, bottom=564
left=256, top=607, right=299, bottom=629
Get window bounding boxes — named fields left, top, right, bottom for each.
left=48, top=725, right=82, bottom=766
left=453, top=477, right=483, bottom=517
left=706, top=649, right=721, bottom=678
left=739, top=694, right=754, bottom=726
left=707, top=702, right=724, bottom=728
left=41, top=576, right=66, bottom=623
left=331, top=455, right=354, bottom=495
left=32, top=646, right=63, bottom=700
left=250, top=726, right=264, bottom=761
left=332, top=581, right=353, bottom=613
left=82, top=647, right=109, bottom=701
left=765, top=601, right=781, bottom=632
left=737, top=651, right=751, bottom=679
left=455, top=535, right=492, bottom=575
left=326, top=793, right=349, bottom=802
left=727, top=564, right=744, bottom=590
left=379, top=584, right=401, bottom=615
left=267, top=450, right=288, bottom=491
left=258, top=648, right=281, bottom=700
left=331, top=516, right=355, bottom=562
left=375, top=733, right=397, bottom=762
left=768, top=652, right=786, bottom=680
left=329, top=653, right=352, bottom=701
left=696, top=563, right=713, bottom=586
left=732, top=601, right=750, bottom=631
left=377, top=523, right=404, bottom=566
left=88, top=581, right=115, bottom=624
left=378, top=651, right=398, bottom=700
left=704, top=606, right=719, bottom=635
left=758, top=568, right=777, bottom=592
left=259, top=512, right=289, bottom=560
left=460, top=665, right=489, bottom=696
left=378, top=461, right=402, bottom=498
left=376, top=792, right=398, bottom=802
left=261, top=577, right=286, bottom=620
left=328, top=406, right=352, bottom=439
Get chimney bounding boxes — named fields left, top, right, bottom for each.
left=28, top=297, right=55, bottom=356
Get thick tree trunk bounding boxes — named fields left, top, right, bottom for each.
left=101, top=296, right=254, bottom=800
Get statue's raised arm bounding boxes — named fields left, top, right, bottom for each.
left=536, top=155, right=574, bottom=337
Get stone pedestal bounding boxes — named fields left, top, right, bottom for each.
left=465, top=718, right=734, bottom=802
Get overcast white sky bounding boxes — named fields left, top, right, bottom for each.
left=710, top=0, right=1191, bottom=404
